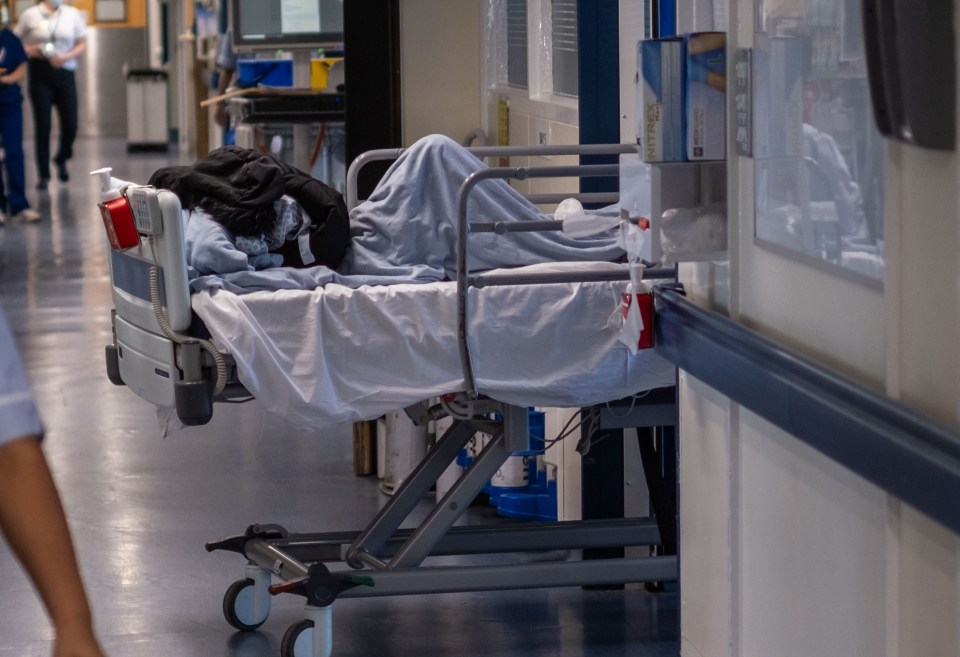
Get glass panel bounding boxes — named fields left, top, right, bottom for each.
left=551, top=0, right=578, bottom=97
left=754, top=0, right=885, bottom=283
left=507, top=0, right=529, bottom=89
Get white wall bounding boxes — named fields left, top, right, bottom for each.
left=399, top=0, right=482, bottom=146
left=477, top=0, right=581, bottom=197
left=674, top=2, right=960, bottom=657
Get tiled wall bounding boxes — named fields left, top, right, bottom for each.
left=483, top=97, right=581, bottom=202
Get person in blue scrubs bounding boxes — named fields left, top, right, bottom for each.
left=0, top=27, right=40, bottom=224
left=0, top=305, right=107, bottom=657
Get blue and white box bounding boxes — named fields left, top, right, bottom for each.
left=638, top=38, right=685, bottom=162
left=685, top=32, right=726, bottom=161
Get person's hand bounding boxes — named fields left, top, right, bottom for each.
left=25, top=43, right=43, bottom=58
left=49, top=54, right=64, bottom=69
left=214, top=102, right=229, bottom=127
left=53, top=623, right=107, bottom=657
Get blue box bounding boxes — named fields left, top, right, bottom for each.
left=638, top=38, right=685, bottom=162
left=685, top=32, right=726, bottom=161
left=236, top=59, right=294, bottom=88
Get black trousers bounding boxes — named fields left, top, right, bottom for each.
left=27, top=59, right=78, bottom=181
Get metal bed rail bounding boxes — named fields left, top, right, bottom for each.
left=653, top=287, right=960, bottom=536
left=454, top=162, right=674, bottom=398
left=469, top=267, right=677, bottom=289
left=346, top=142, right=637, bottom=210
left=350, top=140, right=666, bottom=401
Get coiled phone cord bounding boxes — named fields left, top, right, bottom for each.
left=148, top=239, right=227, bottom=395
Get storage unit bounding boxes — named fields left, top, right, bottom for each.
left=126, top=69, right=169, bottom=152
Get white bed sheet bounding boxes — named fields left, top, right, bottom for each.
left=191, top=262, right=676, bottom=430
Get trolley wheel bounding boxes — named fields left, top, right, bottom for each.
left=222, top=578, right=269, bottom=631
left=281, top=619, right=315, bottom=657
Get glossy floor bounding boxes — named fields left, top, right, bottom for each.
left=0, top=138, right=678, bottom=657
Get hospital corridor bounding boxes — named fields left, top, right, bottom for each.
left=3, top=1, right=960, bottom=657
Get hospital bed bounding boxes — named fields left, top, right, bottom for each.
left=100, top=141, right=680, bottom=657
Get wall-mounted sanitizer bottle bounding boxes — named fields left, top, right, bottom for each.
left=92, top=167, right=139, bottom=250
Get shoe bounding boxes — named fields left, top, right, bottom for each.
left=15, top=208, right=41, bottom=223
left=56, top=161, right=69, bottom=182
left=36, top=178, right=48, bottom=191
left=0, top=213, right=6, bottom=226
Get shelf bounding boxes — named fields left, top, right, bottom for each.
left=231, top=90, right=346, bottom=124
left=648, top=161, right=727, bottom=263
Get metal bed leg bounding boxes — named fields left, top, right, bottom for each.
left=335, top=555, right=678, bottom=598
left=345, top=419, right=477, bottom=567
left=350, top=405, right=529, bottom=570
left=388, top=431, right=510, bottom=568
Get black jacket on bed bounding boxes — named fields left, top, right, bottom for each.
left=149, top=146, right=350, bottom=270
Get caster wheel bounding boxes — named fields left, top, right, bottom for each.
left=281, top=619, right=315, bottom=657
left=223, top=578, right=270, bottom=631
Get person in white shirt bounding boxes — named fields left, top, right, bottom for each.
left=14, top=0, right=87, bottom=190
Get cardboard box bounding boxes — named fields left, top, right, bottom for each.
left=638, top=38, right=685, bottom=162
left=685, top=32, right=726, bottom=161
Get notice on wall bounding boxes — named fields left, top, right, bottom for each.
left=735, top=47, right=752, bottom=157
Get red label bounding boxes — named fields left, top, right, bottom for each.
left=622, top=292, right=654, bottom=349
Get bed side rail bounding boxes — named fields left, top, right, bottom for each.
left=346, top=142, right=637, bottom=210
left=108, top=189, right=191, bottom=333
left=453, top=159, right=674, bottom=398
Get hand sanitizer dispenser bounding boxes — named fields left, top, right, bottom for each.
left=92, top=167, right=139, bottom=250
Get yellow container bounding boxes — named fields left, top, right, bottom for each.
left=310, top=57, right=344, bottom=90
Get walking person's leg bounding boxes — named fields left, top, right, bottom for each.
left=0, top=100, right=36, bottom=221
left=0, top=107, right=8, bottom=223
left=27, top=61, right=54, bottom=188
left=52, top=70, right=78, bottom=182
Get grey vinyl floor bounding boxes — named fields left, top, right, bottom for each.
left=0, top=137, right=678, bottom=657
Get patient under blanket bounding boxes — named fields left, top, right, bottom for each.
left=150, top=135, right=626, bottom=294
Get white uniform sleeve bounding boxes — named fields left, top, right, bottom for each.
left=72, top=6, right=88, bottom=40
left=0, top=307, right=44, bottom=445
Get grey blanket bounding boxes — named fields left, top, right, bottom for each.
left=188, top=134, right=623, bottom=294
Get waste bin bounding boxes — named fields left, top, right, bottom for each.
left=126, top=69, right=168, bottom=152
